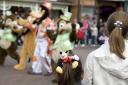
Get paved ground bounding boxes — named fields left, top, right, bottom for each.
left=0, top=45, right=98, bottom=85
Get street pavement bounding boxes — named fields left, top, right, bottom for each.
left=0, top=45, right=98, bottom=85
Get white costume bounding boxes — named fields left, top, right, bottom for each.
left=32, top=21, right=52, bottom=74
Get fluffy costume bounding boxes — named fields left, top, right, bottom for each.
left=49, top=12, right=77, bottom=83
left=56, top=51, right=80, bottom=74
left=52, top=11, right=77, bottom=63
left=56, top=51, right=84, bottom=85
left=0, top=11, right=20, bottom=65
left=14, top=1, right=52, bottom=71
left=14, top=10, right=36, bottom=70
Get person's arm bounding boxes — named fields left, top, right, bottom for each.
left=10, top=24, right=23, bottom=33
left=30, top=10, right=45, bottom=19
left=82, top=54, right=93, bottom=85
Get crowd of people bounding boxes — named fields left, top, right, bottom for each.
left=73, top=15, right=106, bottom=47
left=0, top=0, right=128, bottom=85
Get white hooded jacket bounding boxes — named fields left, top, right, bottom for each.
left=83, top=38, right=128, bottom=85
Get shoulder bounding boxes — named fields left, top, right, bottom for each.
left=87, top=44, right=106, bottom=59
left=85, top=45, right=107, bottom=71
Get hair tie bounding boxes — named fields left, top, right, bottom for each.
left=114, top=20, right=122, bottom=29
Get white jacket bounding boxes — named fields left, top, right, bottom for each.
left=83, top=38, right=128, bottom=85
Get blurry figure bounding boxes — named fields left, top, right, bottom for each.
left=51, top=11, right=77, bottom=83
left=72, top=18, right=80, bottom=47
left=56, top=51, right=84, bottom=85
left=97, top=18, right=104, bottom=32
left=14, top=9, right=36, bottom=71
left=73, top=18, right=80, bottom=31
left=27, top=1, right=53, bottom=76
left=82, top=15, right=91, bottom=45
left=90, top=24, right=98, bottom=46
left=76, top=24, right=85, bottom=47
left=97, top=18, right=104, bottom=45
left=98, top=33, right=106, bottom=45
left=0, top=11, right=20, bottom=65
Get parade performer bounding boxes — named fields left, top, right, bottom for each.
left=0, top=11, right=20, bottom=65
left=56, top=51, right=83, bottom=85
left=50, top=11, right=77, bottom=83
left=52, top=11, right=77, bottom=63
left=27, top=1, right=53, bottom=76
left=14, top=8, right=36, bottom=70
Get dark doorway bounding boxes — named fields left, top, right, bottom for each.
left=99, top=6, right=116, bottom=22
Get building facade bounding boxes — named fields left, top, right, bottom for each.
left=0, top=0, right=126, bottom=22
left=0, top=0, right=73, bottom=19
left=75, top=0, right=125, bottom=22
left=96, top=0, right=125, bottom=21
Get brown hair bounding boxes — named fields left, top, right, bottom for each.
left=57, top=60, right=83, bottom=85
left=58, top=63, right=73, bottom=85
left=107, top=11, right=128, bottom=59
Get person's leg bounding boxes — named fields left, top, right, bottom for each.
left=19, top=35, right=23, bottom=45
left=7, top=42, right=19, bottom=63
left=79, top=39, right=84, bottom=47
left=32, top=57, right=43, bottom=74
left=14, top=42, right=28, bottom=70
left=17, top=35, right=23, bottom=46
left=0, top=48, right=7, bottom=65
left=84, top=31, right=87, bottom=45
left=81, top=38, right=85, bottom=47
left=86, top=35, right=89, bottom=45
left=39, top=41, right=52, bottom=75
left=42, top=57, right=52, bottom=76
left=75, top=37, right=79, bottom=47
left=91, top=36, right=95, bottom=45
left=94, top=36, right=97, bottom=45
left=29, top=40, right=52, bottom=75
left=31, top=42, right=42, bottom=73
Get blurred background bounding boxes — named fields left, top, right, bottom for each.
left=0, top=0, right=126, bottom=22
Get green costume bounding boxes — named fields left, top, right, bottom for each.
left=53, top=32, right=74, bottom=51
left=0, top=27, right=19, bottom=65
left=52, top=23, right=75, bottom=62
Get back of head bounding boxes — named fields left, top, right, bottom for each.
left=107, top=11, right=128, bottom=59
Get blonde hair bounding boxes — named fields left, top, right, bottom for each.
left=107, top=11, right=128, bottom=59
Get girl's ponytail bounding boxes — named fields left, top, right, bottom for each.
left=109, top=26, right=125, bottom=59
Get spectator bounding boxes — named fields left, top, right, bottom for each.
left=82, top=15, right=91, bottom=45
left=76, top=27, right=85, bottom=47
left=83, top=11, right=128, bottom=85
left=90, top=24, right=98, bottom=46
